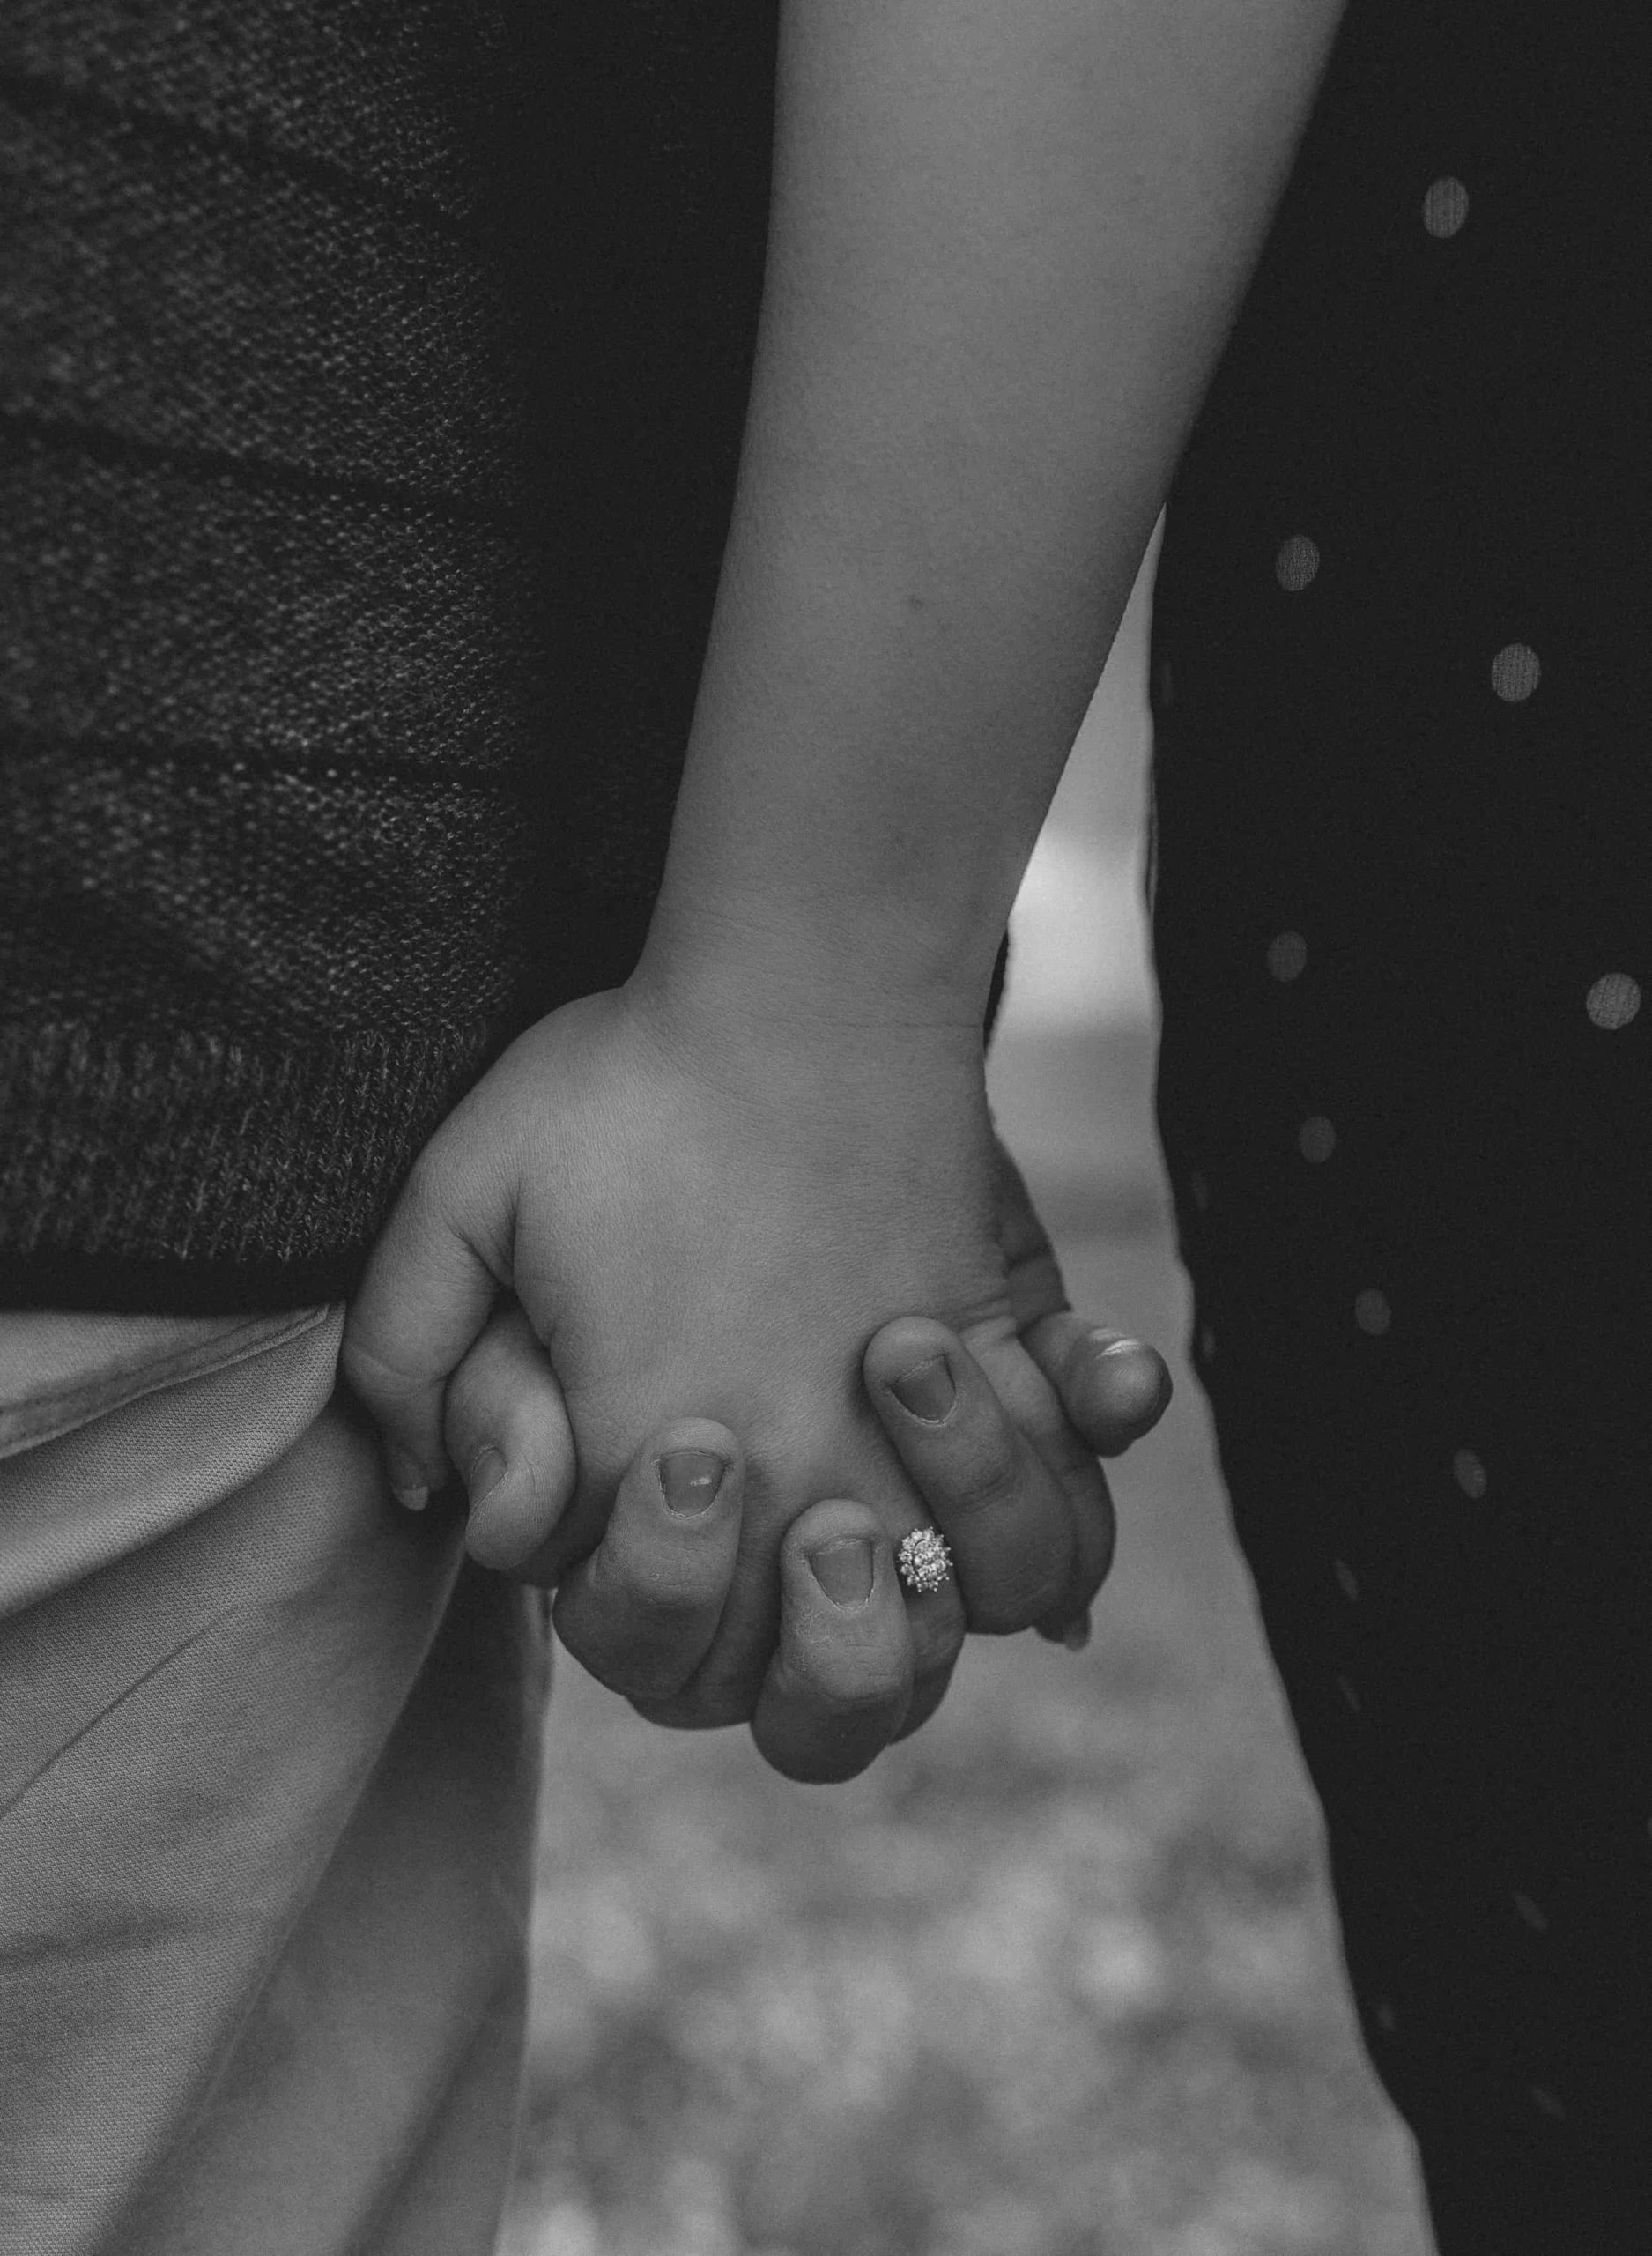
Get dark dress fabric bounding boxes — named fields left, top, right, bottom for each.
left=0, top=2, right=782, bottom=1308
left=1150, top=1, right=1652, bottom=2240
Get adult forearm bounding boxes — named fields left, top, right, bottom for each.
left=642, top=0, right=1345, bottom=1026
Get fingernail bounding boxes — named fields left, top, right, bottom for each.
left=387, top=1445, right=429, bottom=1512
left=807, top=1536, right=876, bottom=1606
left=1095, top=1337, right=1172, bottom=1415
left=658, top=1448, right=728, bottom=1515
left=467, top=1445, right=507, bottom=1507
left=889, top=1353, right=954, bottom=1423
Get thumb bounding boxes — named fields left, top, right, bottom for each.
left=342, top=1139, right=511, bottom=1509
left=989, top=1125, right=1171, bottom=1456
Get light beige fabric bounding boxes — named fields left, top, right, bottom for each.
left=0, top=1306, right=549, bottom=2256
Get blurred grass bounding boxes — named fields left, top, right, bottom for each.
left=500, top=558, right=1435, bottom=2255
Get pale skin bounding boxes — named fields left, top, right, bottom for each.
left=441, top=1143, right=1171, bottom=1781
left=344, top=0, right=1348, bottom=1773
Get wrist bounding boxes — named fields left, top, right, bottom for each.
left=621, top=921, right=996, bottom=1121
left=636, top=872, right=1005, bottom=1043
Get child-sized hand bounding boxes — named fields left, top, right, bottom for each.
left=344, top=969, right=1166, bottom=1727
left=418, top=1242, right=1168, bottom=1783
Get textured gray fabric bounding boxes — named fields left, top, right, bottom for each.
left=0, top=2, right=737, bottom=1309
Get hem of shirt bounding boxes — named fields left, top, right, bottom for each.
left=0, top=1246, right=364, bottom=1317
left=0, top=1013, right=504, bottom=1312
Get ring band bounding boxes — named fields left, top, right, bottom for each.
left=896, top=1527, right=952, bottom=1594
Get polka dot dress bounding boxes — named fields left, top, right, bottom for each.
left=1148, top=4, right=1652, bottom=2246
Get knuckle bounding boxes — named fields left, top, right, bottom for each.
left=935, top=1433, right=1028, bottom=1525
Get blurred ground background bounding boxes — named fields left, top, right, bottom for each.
left=500, top=538, right=1438, bottom=2256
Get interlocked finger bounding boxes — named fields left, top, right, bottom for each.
left=552, top=1420, right=744, bottom=1708
left=863, top=1317, right=1081, bottom=1635
left=1021, top=1310, right=1171, bottom=1459
left=750, top=1499, right=915, bottom=1783
left=441, top=1299, right=578, bottom=1570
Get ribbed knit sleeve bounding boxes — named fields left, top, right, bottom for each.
left=0, top=2, right=781, bottom=1310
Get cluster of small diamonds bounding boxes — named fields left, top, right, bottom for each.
left=896, top=1527, right=952, bottom=1594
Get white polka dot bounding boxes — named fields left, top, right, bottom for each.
left=1275, top=534, right=1320, bottom=591
left=1421, top=176, right=1470, bottom=237
left=1299, top=1116, right=1337, bottom=1164
left=1530, top=2085, right=1565, bottom=2121
left=1490, top=642, right=1541, bottom=701
left=1453, top=1449, right=1488, bottom=1499
left=1267, top=931, right=1308, bottom=982
left=1189, top=1170, right=1211, bottom=1213
left=1336, top=1673, right=1361, bottom=1713
left=1586, top=972, right=1641, bottom=1030
left=1513, top=1892, right=1549, bottom=1933
left=1335, top=1558, right=1359, bottom=1602
left=1354, top=1288, right=1391, bottom=1336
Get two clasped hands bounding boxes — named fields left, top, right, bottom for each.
left=335, top=0, right=1323, bottom=1786
left=343, top=919, right=1170, bottom=1785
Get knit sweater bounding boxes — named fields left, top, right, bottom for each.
left=0, top=2, right=784, bottom=1309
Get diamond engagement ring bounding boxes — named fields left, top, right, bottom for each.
left=896, top=1527, right=952, bottom=1594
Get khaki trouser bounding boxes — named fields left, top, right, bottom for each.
left=0, top=1305, right=549, bottom=2256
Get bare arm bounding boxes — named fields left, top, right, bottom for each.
left=641, top=0, right=1345, bottom=1026
left=345, top=0, right=1347, bottom=1762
